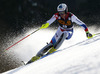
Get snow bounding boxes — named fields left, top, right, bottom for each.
left=2, top=27, right=100, bottom=74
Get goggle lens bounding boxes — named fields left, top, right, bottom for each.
left=59, top=11, right=65, bottom=15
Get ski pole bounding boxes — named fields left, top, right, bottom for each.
left=88, top=32, right=100, bottom=39
left=5, top=28, right=41, bottom=50
left=94, top=33, right=100, bottom=35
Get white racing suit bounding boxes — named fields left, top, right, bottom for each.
left=36, top=12, right=89, bottom=57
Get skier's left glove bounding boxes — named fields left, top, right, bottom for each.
left=86, top=31, right=93, bottom=39
left=40, top=23, right=49, bottom=29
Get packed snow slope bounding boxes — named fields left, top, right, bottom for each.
left=3, top=27, right=100, bottom=74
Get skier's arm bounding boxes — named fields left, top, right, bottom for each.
left=71, top=15, right=88, bottom=32
left=40, top=15, right=56, bottom=29
left=46, top=15, right=57, bottom=25
left=71, top=14, right=93, bottom=38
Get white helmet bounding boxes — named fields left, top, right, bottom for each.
left=57, top=3, right=68, bottom=13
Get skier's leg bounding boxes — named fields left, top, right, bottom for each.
left=47, top=33, right=66, bottom=55
left=47, top=27, right=67, bottom=54
left=36, top=43, right=53, bottom=57
left=48, top=29, right=73, bottom=54
left=26, top=43, right=53, bottom=64
left=54, top=32, right=67, bottom=49
left=33, top=26, right=63, bottom=56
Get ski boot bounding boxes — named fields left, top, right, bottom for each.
left=46, top=47, right=56, bottom=55
left=26, top=56, right=40, bottom=64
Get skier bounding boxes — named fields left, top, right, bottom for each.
left=27, top=3, right=93, bottom=64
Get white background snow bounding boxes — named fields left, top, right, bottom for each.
left=3, top=26, right=100, bottom=74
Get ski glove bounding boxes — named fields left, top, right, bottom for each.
left=40, top=23, right=49, bottom=29
left=86, top=31, right=93, bottom=39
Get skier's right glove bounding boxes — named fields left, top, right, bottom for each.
left=86, top=31, right=93, bottom=39
left=40, top=23, right=49, bottom=29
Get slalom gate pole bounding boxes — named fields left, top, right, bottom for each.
left=5, top=28, right=41, bottom=51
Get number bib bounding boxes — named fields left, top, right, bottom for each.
left=58, top=20, right=71, bottom=26
left=58, top=19, right=73, bottom=29
left=57, top=12, right=73, bottom=29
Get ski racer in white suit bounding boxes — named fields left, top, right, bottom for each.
left=27, top=3, right=93, bottom=64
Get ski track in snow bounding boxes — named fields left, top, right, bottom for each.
left=2, top=27, right=100, bottom=74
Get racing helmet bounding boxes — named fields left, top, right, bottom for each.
left=57, top=3, right=68, bottom=14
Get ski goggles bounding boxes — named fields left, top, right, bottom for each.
left=59, top=11, right=65, bottom=15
